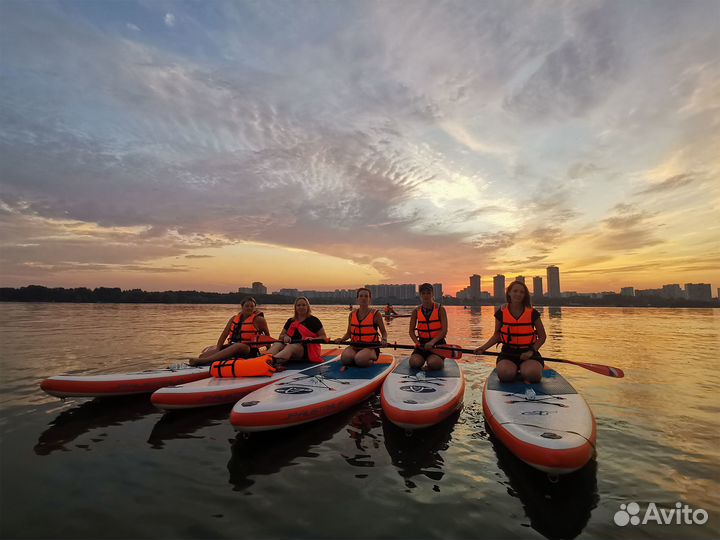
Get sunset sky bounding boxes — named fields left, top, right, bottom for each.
left=1, top=1, right=718, bottom=295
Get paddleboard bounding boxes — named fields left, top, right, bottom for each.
left=151, top=348, right=343, bottom=410
left=482, top=368, right=596, bottom=475
left=230, top=354, right=396, bottom=432
left=40, top=364, right=210, bottom=398
left=381, top=357, right=465, bottom=429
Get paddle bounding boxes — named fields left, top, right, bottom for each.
left=335, top=341, right=463, bottom=359
left=336, top=342, right=624, bottom=378
left=434, top=345, right=625, bottom=378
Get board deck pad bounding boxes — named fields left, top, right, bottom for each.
left=486, top=368, right=577, bottom=395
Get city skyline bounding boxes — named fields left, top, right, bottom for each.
left=1, top=2, right=719, bottom=295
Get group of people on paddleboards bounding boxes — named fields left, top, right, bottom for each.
left=191, top=280, right=546, bottom=382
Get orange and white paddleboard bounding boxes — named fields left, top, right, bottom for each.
left=482, top=368, right=596, bottom=475
left=381, top=357, right=465, bottom=430
left=151, top=349, right=343, bottom=410
left=230, top=354, right=396, bottom=432
left=40, top=364, right=210, bottom=398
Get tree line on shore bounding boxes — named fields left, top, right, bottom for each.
left=0, top=285, right=717, bottom=308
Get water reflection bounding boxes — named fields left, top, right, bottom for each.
left=382, top=410, right=460, bottom=491
left=227, top=406, right=358, bottom=492
left=147, top=406, right=230, bottom=449
left=489, top=430, right=598, bottom=539
left=548, top=307, right=563, bottom=319
left=34, top=396, right=157, bottom=455
left=342, top=400, right=383, bottom=470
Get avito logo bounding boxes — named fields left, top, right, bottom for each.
left=614, top=502, right=709, bottom=526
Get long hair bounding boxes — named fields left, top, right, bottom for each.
left=293, top=296, right=312, bottom=319
left=505, top=281, right=532, bottom=308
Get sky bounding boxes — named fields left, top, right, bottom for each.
left=1, top=0, right=719, bottom=295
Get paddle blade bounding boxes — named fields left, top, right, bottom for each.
left=574, top=361, right=624, bottom=378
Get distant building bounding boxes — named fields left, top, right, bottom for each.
left=532, top=276, right=543, bottom=299
left=685, top=283, right=712, bottom=301
left=621, top=287, right=635, bottom=297
left=661, top=284, right=683, bottom=299
left=275, top=288, right=299, bottom=297
left=493, top=274, right=506, bottom=300
left=251, top=282, right=267, bottom=295
left=238, top=287, right=253, bottom=294
left=636, top=288, right=663, bottom=297
left=547, top=266, right=561, bottom=298
left=469, top=274, right=481, bottom=299
left=433, top=283, right=443, bottom=300
left=515, top=275, right=525, bottom=284
left=365, top=284, right=417, bottom=300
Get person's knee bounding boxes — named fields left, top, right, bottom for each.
left=427, top=357, right=444, bottom=371
left=409, top=355, right=424, bottom=369
left=497, top=364, right=517, bottom=382
left=522, top=362, right=543, bottom=383
left=354, top=356, right=372, bottom=368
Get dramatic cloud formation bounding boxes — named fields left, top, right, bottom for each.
left=1, top=0, right=718, bottom=293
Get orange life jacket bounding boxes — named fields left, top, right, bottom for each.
left=499, top=305, right=537, bottom=348
left=227, top=310, right=263, bottom=345
left=210, top=354, right=276, bottom=378
left=285, top=319, right=323, bottom=363
left=350, top=309, right=379, bottom=343
left=416, top=303, right=443, bottom=341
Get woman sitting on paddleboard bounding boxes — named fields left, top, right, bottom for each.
left=474, top=280, right=547, bottom=383
left=265, top=297, right=328, bottom=366
left=408, top=283, right=449, bottom=371
left=334, top=288, right=388, bottom=367
left=191, top=297, right=270, bottom=365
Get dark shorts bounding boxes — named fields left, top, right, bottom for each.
left=497, top=347, right=544, bottom=367
left=412, top=339, right=447, bottom=360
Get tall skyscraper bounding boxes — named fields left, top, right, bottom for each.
left=493, top=274, right=506, bottom=300
left=532, top=276, right=543, bottom=299
left=469, top=274, right=481, bottom=299
left=547, top=266, right=561, bottom=298
left=433, top=283, right=443, bottom=300
left=515, top=275, right=525, bottom=284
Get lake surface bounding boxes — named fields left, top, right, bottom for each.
left=1, top=303, right=718, bottom=539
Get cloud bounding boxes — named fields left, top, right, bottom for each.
left=0, top=1, right=718, bottom=292
left=636, top=173, right=696, bottom=195
left=126, top=23, right=140, bottom=32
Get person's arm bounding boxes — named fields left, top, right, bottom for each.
left=255, top=315, right=271, bottom=338
left=474, top=318, right=502, bottom=354
left=216, top=318, right=233, bottom=350
left=315, top=324, right=328, bottom=341
left=375, top=311, right=388, bottom=345
left=408, top=308, right=419, bottom=346
left=424, top=306, right=449, bottom=349
left=279, top=320, right=290, bottom=343
left=334, top=313, right=353, bottom=343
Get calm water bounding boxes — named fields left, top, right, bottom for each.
left=0, top=303, right=718, bottom=539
